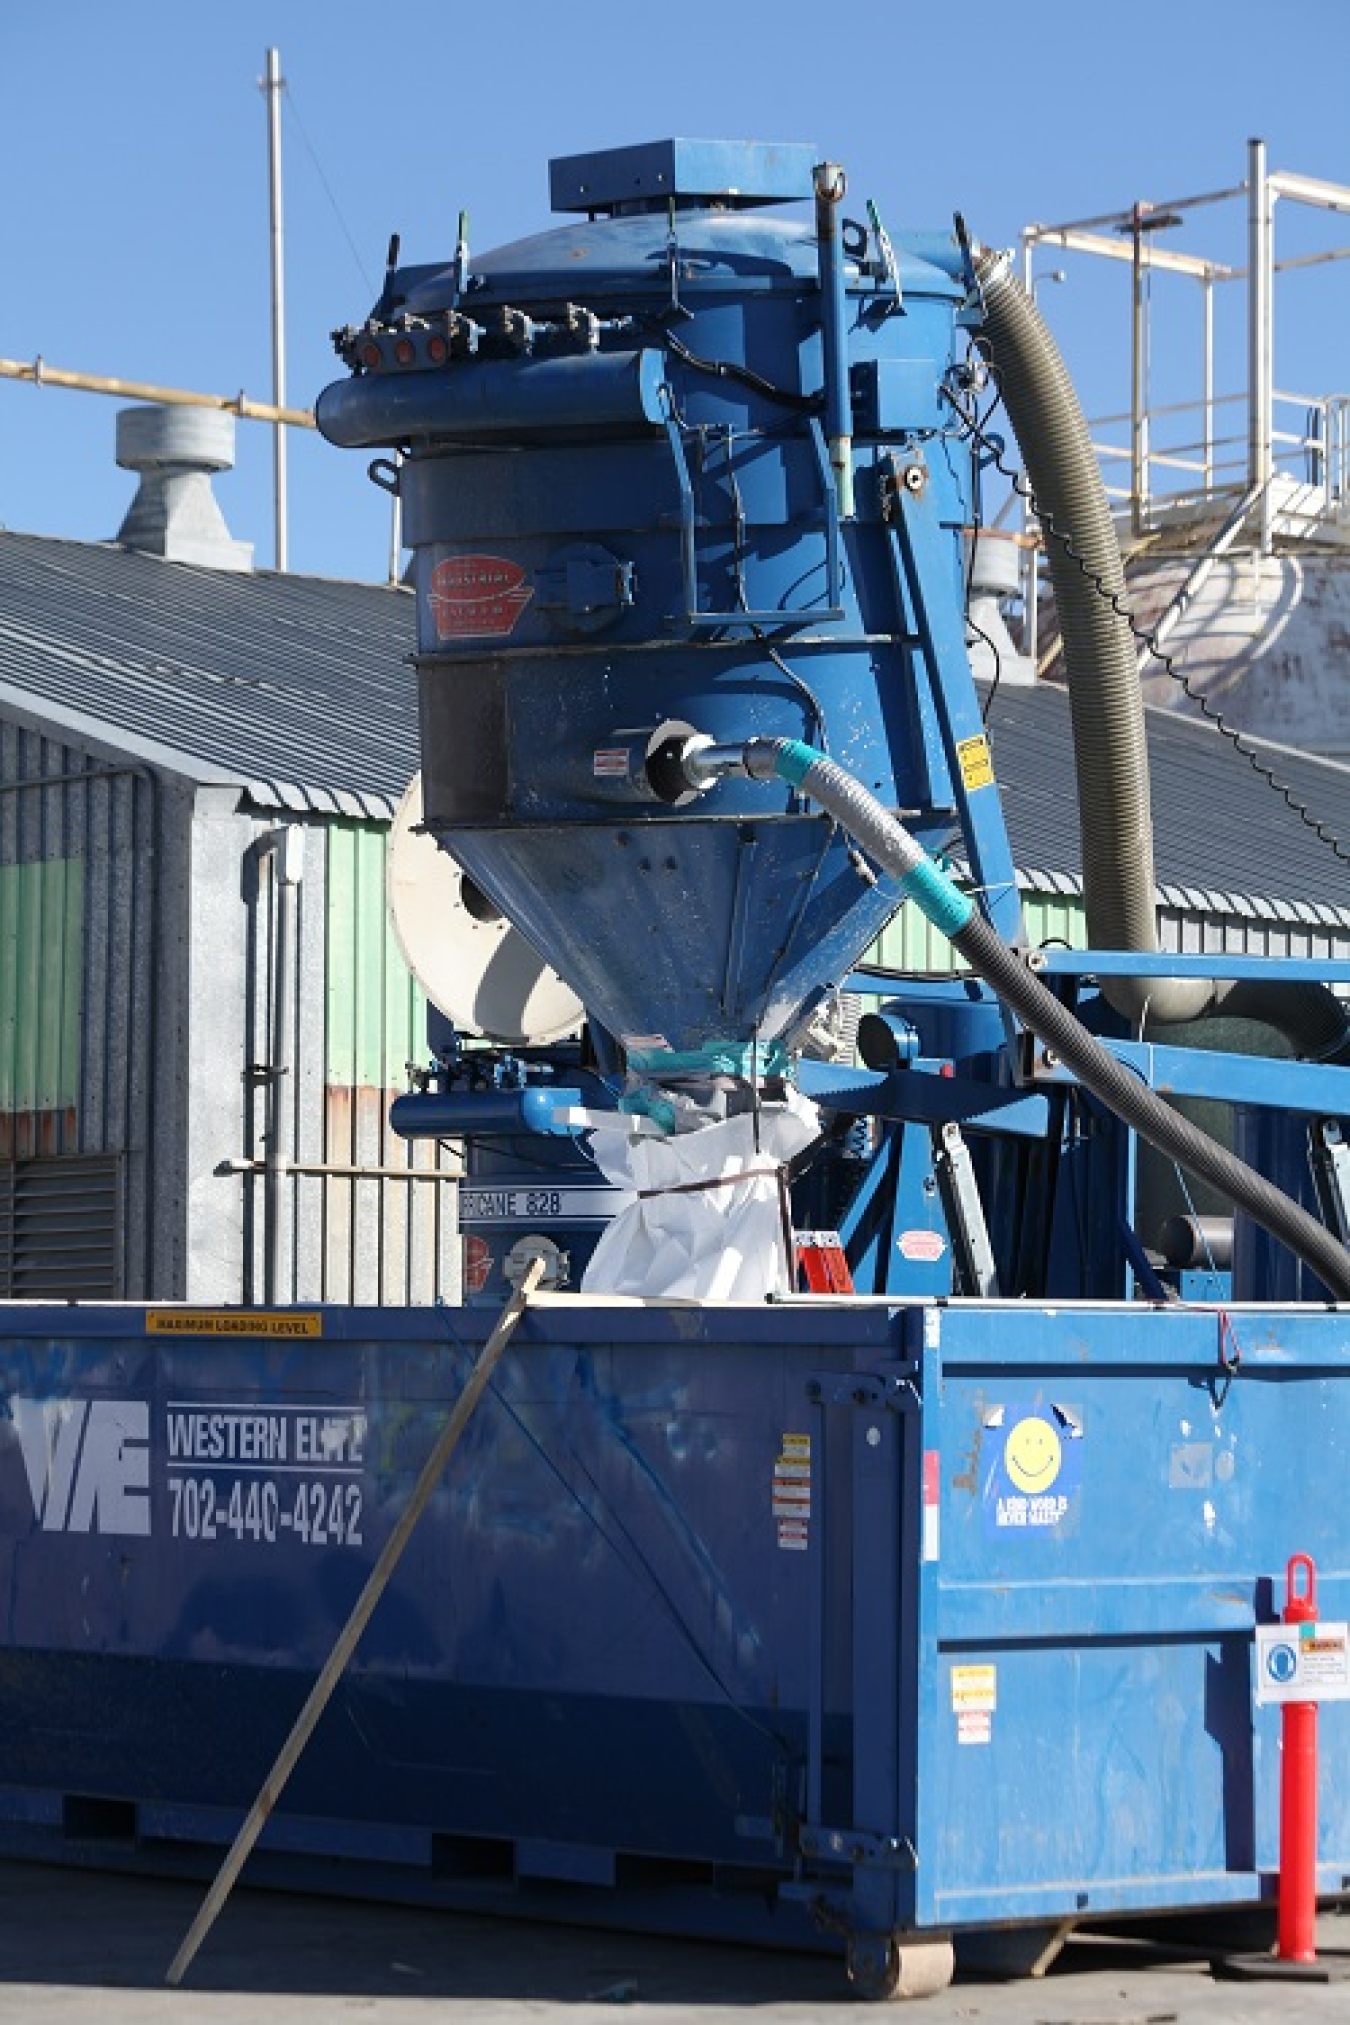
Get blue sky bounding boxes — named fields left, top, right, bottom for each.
left=4, top=0, right=1349, bottom=582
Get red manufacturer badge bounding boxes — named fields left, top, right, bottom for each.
left=898, top=1229, right=947, bottom=1262
left=463, top=1234, right=493, bottom=1293
left=427, top=554, right=533, bottom=641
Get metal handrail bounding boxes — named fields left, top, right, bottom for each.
left=1020, top=146, right=1350, bottom=569
left=1081, top=386, right=1349, bottom=524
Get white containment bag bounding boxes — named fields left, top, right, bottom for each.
left=581, top=1087, right=821, bottom=1302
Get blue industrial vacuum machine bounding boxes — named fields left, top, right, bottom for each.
left=2, top=139, right=1350, bottom=1999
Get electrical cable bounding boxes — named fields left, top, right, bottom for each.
left=281, top=83, right=378, bottom=297
left=655, top=323, right=823, bottom=413
left=958, top=375, right=1005, bottom=724
left=966, top=611, right=1003, bottom=723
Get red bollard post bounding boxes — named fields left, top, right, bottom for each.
left=1277, top=1553, right=1319, bottom=1964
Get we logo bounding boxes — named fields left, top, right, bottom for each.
left=11, top=1397, right=151, bottom=1536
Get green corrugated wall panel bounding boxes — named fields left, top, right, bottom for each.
left=0, top=859, right=82, bottom=1110
left=1019, top=892, right=1090, bottom=955
left=325, top=821, right=424, bottom=1087
left=864, top=889, right=1088, bottom=973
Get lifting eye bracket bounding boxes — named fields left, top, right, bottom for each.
left=804, top=1371, right=918, bottom=1413
left=798, top=1824, right=919, bottom=1871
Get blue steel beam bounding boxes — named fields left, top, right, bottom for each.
left=798, top=1059, right=1049, bottom=1138
left=1037, top=952, right=1350, bottom=983
left=1025, top=1037, right=1350, bottom=1116
left=882, top=462, right=1024, bottom=947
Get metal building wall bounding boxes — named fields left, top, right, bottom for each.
left=313, top=818, right=459, bottom=1306
left=208, top=809, right=459, bottom=1309
left=0, top=718, right=189, bottom=1297
left=865, top=888, right=1089, bottom=974
left=866, top=887, right=1350, bottom=976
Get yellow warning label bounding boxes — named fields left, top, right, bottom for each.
left=146, top=1310, right=324, bottom=1339
left=950, top=1662, right=998, bottom=1713
left=956, top=733, right=995, bottom=792
left=780, top=1433, right=811, bottom=1458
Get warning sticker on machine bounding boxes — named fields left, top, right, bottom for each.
left=775, top=1433, right=812, bottom=1549
left=956, top=733, right=995, bottom=792
left=950, top=1663, right=998, bottom=1713
left=1255, top=1622, right=1350, bottom=1704
left=951, top=1664, right=997, bottom=1744
left=147, top=1310, right=323, bottom=1339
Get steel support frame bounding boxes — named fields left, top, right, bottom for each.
left=800, top=1356, right=927, bottom=1950
left=882, top=465, right=1023, bottom=949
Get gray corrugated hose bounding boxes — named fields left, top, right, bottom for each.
left=972, top=246, right=1350, bottom=1063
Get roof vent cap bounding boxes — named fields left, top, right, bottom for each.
left=114, top=405, right=253, bottom=572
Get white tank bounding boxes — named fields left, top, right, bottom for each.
left=1132, top=550, right=1350, bottom=760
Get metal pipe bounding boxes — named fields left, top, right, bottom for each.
left=1027, top=183, right=1247, bottom=238
left=257, top=826, right=303, bottom=1304
left=0, top=356, right=313, bottom=426
left=813, top=162, right=855, bottom=519
left=263, top=48, right=289, bottom=571
left=1020, top=234, right=1040, bottom=663
left=222, top=1158, right=458, bottom=1180
left=1248, top=137, right=1275, bottom=552
left=1129, top=205, right=1147, bottom=535
left=387, top=451, right=403, bottom=586
left=1201, top=272, right=1214, bottom=495
left=315, top=349, right=667, bottom=447
left=389, top=1089, right=584, bottom=1138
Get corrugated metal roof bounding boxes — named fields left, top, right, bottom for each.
left=1, top=527, right=1347, bottom=920
left=983, top=677, right=1350, bottom=926
left=0, top=531, right=417, bottom=818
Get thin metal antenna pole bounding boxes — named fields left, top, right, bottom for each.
left=263, top=48, right=288, bottom=572
left=1201, top=271, right=1214, bottom=497
left=1129, top=202, right=1145, bottom=536
left=1248, top=136, right=1274, bottom=555
left=1019, top=230, right=1039, bottom=664
left=388, top=453, right=403, bottom=585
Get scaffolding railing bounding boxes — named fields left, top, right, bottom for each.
left=1019, top=144, right=1350, bottom=656
left=1086, top=387, right=1350, bottom=531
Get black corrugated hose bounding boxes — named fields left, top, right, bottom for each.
left=741, top=737, right=1350, bottom=1300
left=948, top=905, right=1350, bottom=1299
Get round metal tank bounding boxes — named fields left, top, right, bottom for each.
left=318, top=139, right=979, bottom=1057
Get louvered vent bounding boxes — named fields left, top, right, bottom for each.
left=0, top=1158, right=121, bottom=1299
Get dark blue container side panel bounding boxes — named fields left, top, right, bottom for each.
left=0, top=1298, right=1346, bottom=1945
left=0, top=1302, right=877, bottom=1920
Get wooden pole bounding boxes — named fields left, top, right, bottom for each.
left=166, top=1255, right=546, bottom=1986
left=0, top=356, right=315, bottom=429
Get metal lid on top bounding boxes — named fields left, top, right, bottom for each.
left=549, top=138, right=818, bottom=215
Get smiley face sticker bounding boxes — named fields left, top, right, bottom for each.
left=983, top=1405, right=1082, bottom=1536
left=1004, top=1415, right=1062, bottom=1494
